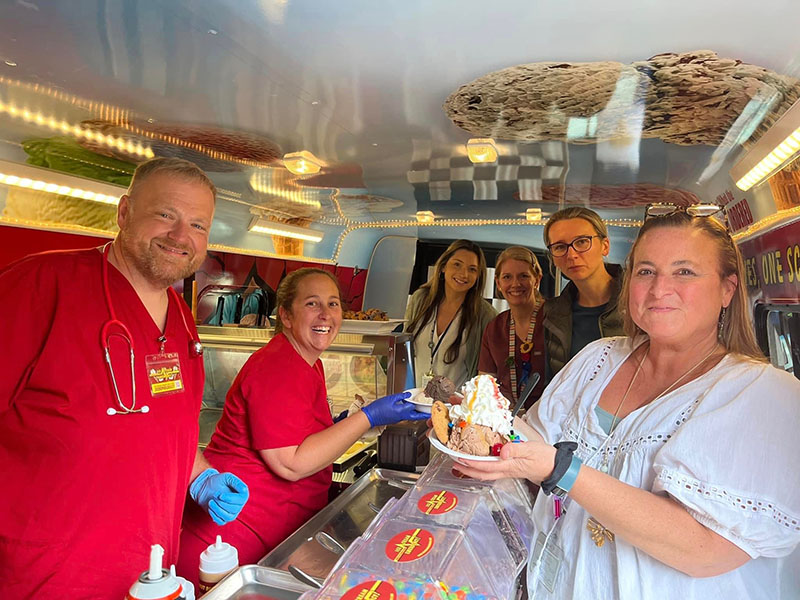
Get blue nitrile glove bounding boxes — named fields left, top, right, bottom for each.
left=190, top=469, right=249, bottom=526
left=361, top=392, right=428, bottom=427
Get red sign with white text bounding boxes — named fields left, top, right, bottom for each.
left=717, top=190, right=755, bottom=233
left=417, top=490, right=458, bottom=515
left=385, top=528, right=435, bottom=563
left=738, top=217, right=800, bottom=304
left=341, top=581, right=397, bottom=600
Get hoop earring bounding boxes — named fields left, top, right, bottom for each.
left=718, top=306, right=727, bottom=339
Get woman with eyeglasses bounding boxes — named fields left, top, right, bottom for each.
left=478, top=246, right=546, bottom=411
left=405, top=239, right=497, bottom=389
left=454, top=213, right=800, bottom=599
left=542, top=207, right=624, bottom=379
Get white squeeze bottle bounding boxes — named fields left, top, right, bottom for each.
left=170, top=565, right=195, bottom=600
left=198, top=535, right=239, bottom=594
left=125, top=544, right=185, bottom=600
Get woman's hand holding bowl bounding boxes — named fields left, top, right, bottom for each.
left=453, top=438, right=557, bottom=482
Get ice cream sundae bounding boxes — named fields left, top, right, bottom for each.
left=431, top=374, right=513, bottom=457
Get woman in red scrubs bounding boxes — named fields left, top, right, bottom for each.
left=178, top=268, right=426, bottom=581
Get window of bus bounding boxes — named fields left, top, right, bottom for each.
left=759, top=306, right=800, bottom=381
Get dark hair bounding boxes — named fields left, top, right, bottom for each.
left=274, top=268, right=341, bottom=334
left=128, top=157, right=216, bottom=199
left=407, top=240, right=488, bottom=364
left=619, top=212, right=764, bottom=360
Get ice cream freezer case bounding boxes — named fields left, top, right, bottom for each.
left=203, top=454, right=534, bottom=600
left=296, top=453, right=534, bottom=600
left=196, top=324, right=415, bottom=446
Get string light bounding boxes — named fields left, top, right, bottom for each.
left=0, top=76, right=274, bottom=167
left=0, top=170, right=120, bottom=204
left=327, top=217, right=642, bottom=262
left=731, top=204, right=800, bottom=242
left=0, top=99, right=154, bottom=159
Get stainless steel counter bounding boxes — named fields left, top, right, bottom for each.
left=259, top=467, right=419, bottom=584
left=200, top=565, right=312, bottom=600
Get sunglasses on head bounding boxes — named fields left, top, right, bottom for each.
left=644, top=202, right=723, bottom=219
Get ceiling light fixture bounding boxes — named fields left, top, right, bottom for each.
left=249, top=171, right=322, bottom=209
left=466, top=138, right=498, bottom=164
left=0, top=159, right=124, bottom=204
left=525, top=208, right=543, bottom=222
left=415, top=210, right=435, bottom=223
left=731, top=97, right=800, bottom=191
left=283, top=150, right=322, bottom=175
left=248, top=216, right=324, bottom=242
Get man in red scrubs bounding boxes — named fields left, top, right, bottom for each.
left=0, top=158, right=249, bottom=599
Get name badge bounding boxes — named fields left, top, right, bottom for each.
left=530, top=531, right=564, bottom=593
left=145, top=352, right=184, bottom=396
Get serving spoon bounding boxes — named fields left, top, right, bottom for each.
left=512, top=372, right=541, bottom=418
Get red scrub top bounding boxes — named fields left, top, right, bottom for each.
left=178, top=333, right=332, bottom=579
left=478, top=308, right=546, bottom=409
left=0, top=248, right=203, bottom=600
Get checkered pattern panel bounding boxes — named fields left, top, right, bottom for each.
left=407, top=141, right=566, bottom=206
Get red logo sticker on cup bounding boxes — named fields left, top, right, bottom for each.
left=417, top=490, right=458, bottom=515
left=385, top=528, right=435, bottom=562
left=341, top=580, right=397, bottom=600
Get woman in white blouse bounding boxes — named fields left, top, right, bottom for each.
left=405, top=239, right=497, bottom=389
left=457, top=211, right=800, bottom=599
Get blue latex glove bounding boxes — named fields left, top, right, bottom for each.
left=190, top=469, right=249, bottom=526
left=361, top=391, right=428, bottom=427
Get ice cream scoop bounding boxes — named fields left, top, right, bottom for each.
left=423, top=375, right=456, bottom=403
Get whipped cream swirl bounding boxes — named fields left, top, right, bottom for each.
left=449, top=374, right=513, bottom=437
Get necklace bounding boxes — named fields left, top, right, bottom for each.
left=507, top=300, right=542, bottom=403
left=603, top=345, right=649, bottom=457
left=586, top=341, right=721, bottom=548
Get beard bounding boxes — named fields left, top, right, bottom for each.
left=118, top=232, right=204, bottom=288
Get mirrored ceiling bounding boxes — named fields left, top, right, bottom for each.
left=1, top=0, right=799, bottom=261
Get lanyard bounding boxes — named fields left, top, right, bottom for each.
left=427, top=305, right=459, bottom=375
left=101, top=243, right=203, bottom=415
left=507, top=300, right=542, bottom=402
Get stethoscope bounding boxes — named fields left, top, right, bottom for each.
left=101, top=243, right=203, bottom=416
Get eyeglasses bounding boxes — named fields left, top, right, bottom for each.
left=644, top=203, right=723, bottom=219
left=547, top=235, right=603, bottom=258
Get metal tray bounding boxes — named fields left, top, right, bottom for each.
left=338, top=319, right=404, bottom=335
left=259, top=467, right=419, bottom=582
left=200, top=565, right=312, bottom=600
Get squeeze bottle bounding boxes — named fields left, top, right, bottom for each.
left=170, top=565, right=195, bottom=600
left=198, top=535, right=239, bottom=594
left=125, top=544, right=185, bottom=600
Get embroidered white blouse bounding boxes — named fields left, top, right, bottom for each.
left=524, top=337, right=800, bottom=600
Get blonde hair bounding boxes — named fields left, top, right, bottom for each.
left=274, top=268, right=341, bottom=334
left=495, top=245, right=543, bottom=303
left=619, top=213, right=764, bottom=360
left=543, top=206, right=608, bottom=246
left=128, top=157, right=216, bottom=199
left=407, top=240, right=488, bottom=364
